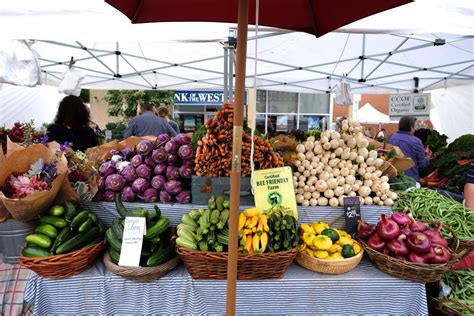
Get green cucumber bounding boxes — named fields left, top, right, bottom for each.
left=177, top=225, right=196, bottom=243
left=22, top=246, right=51, bottom=258
left=150, top=205, right=161, bottom=221
left=88, top=213, right=105, bottom=235
left=128, top=208, right=148, bottom=218
left=150, top=239, right=164, bottom=252
left=222, top=199, right=230, bottom=209
left=146, top=246, right=174, bottom=267
left=217, top=209, right=229, bottom=229
left=70, top=210, right=90, bottom=229
left=56, top=227, right=101, bottom=254
left=40, top=215, right=67, bottom=228
left=210, top=209, right=220, bottom=224
left=34, top=223, right=58, bottom=238
left=48, top=205, right=65, bottom=217
left=208, top=195, right=216, bottom=210
left=63, top=201, right=77, bottom=221
left=114, top=193, right=128, bottom=218
left=176, top=237, right=197, bottom=250
left=78, top=217, right=93, bottom=233
left=145, top=217, right=170, bottom=240
left=147, top=235, right=161, bottom=244
left=25, top=234, right=52, bottom=248
left=105, top=228, right=122, bottom=252
left=111, top=219, right=124, bottom=240
left=82, top=238, right=102, bottom=250
left=198, top=240, right=209, bottom=251
left=51, top=227, right=75, bottom=253
left=109, top=248, right=120, bottom=264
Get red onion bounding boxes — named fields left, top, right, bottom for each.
left=376, top=214, right=400, bottom=240
left=391, top=211, right=410, bottom=226
left=383, top=248, right=391, bottom=256
left=400, top=222, right=411, bottom=235
left=387, top=235, right=409, bottom=256
left=356, top=220, right=376, bottom=241
left=429, top=244, right=453, bottom=264
left=408, top=215, right=427, bottom=232
left=408, top=252, right=429, bottom=264
left=406, top=232, right=431, bottom=254
left=367, top=233, right=386, bottom=252
left=423, top=223, right=448, bottom=248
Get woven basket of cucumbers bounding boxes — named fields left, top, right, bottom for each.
left=102, top=195, right=179, bottom=282
left=176, top=198, right=298, bottom=280
left=19, top=202, right=106, bottom=278
left=296, top=222, right=363, bottom=274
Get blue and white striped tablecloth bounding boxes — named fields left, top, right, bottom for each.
left=23, top=203, right=428, bottom=315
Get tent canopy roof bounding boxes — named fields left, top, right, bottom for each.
left=0, top=0, right=473, bottom=93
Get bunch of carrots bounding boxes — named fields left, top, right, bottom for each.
left=194, top=103, right=283, bottom=176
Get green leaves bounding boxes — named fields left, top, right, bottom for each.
left=104, top=90, right=175, bottom=118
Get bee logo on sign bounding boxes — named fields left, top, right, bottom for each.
left=268, top=191, right=282, bottom=207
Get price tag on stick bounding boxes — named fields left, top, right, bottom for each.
left=118, top=217, right=146, bottom=267
left=343, top=197, right=361, bottom=236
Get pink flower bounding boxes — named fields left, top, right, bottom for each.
left=9, top=175, right=48, bottom=199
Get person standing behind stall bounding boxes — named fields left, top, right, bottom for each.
left=124, top=104, right=177, bottom=138
left=464, top=161, right=474, bottom=210
left=47, top=95, right=98, bottom=152
left=388, top=116, right=431, bottom=182
left=157, top=105, right=180, bottom=134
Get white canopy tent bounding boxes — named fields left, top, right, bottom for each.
left=0, top=0, right=472, bottom=138
left=355, top=103, right=393, bottom=124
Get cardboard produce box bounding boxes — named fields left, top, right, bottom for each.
left=191, top=176, right=254, bottom=205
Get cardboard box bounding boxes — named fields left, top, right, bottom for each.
left=191, top=176, right=254, bottom=205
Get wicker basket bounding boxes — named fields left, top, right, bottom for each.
left=360, top=239, right=467, bottom=283
left=295, top=243, right=364, bottom=274
left=103, top=252, right=180, bottom=282
left=19, top=240, right=106, bottom=278
left=176, top=246, right=298, bottom=280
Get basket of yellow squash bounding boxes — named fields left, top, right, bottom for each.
left=296, top=222, right=363, bottom=274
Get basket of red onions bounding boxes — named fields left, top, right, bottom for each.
left=357, top=212, right=468, bottom=283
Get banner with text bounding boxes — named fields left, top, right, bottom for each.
left=252, top=167, right=298, bottom=219
left=174, top=90, right=247, bottom=105
left=389, top=93, right=431, bottom=119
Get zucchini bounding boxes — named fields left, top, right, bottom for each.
left=56, top=227, right=101, bottom=255
left=78, top=217, right=93, bottom=233
left=114, top=193, right=128, bottom=218
left=150, top=239, right=164, bottom=253
left=146, top=246, right=174, bottom=267
left=215, top=195, right=224, bottom=211
left=189, top=210, right=201, bottom=221
left=51, top=227, right=75, bottom=253
left=70, top=210, right=90, bottom=229
left=222, top=199, right=230, bottom=209
left=34, top=223, right=58, bottom=238
left=151, top=205, right=161, bottom=220
left=217, top=232, right=229, bottom=245
left=63, top=201, right=77, bottom=221
left=40, top=215, right=67, bottom=228
left=25, top=234, right=52, bottom=249
left=105, top=228, right=122, bottom=252
left=109, top=248, right=120, bottom=264
left=111, top=219, right=124, bottom=240
left=210, top=209, right=220, bottom=225
left=48, top=205, right=65, bottom=217
left=198, top=240, right=209, bottom=251
left=145, top=217, right=170, bottom=240
left=182, top=214, right=198, bottom=229
left=207, top=230, right=216, bottom=244
left=208, top=195, right=216, bottom=210
left=217, top=209, right=229, bottom=229
left=176, top=236, right=197, bottom=250
left=147, top=235, right=161, bottom=244
left=177, top=224, right=196, bottom=242
left=22, top=246, right=51, bottom=258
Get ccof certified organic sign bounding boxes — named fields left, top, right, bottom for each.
left=118, top=217, right=146, bottom=267
left=252, top=166, right=298, bottom=219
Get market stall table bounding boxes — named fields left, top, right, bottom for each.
left=22, top=203, right=428, bottom=314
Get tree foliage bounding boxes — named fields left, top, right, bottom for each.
left=104, top=90, right=175, bottom=118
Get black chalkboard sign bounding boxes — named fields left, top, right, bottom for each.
left=343, top=197, right=361, bottom=236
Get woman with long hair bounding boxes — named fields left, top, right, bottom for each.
left=47, top=95, right=98, bottom=151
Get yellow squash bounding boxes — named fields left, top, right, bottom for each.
left=312, top=235, right=333, bottom=251
left=311, top=221, right=330, bottom=234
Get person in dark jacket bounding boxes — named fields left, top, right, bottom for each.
left=124, top=104, right=177, bottom=138
left=47, top=95, right=98, bottom=152
left=388, top=116, right=431, bottom=182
